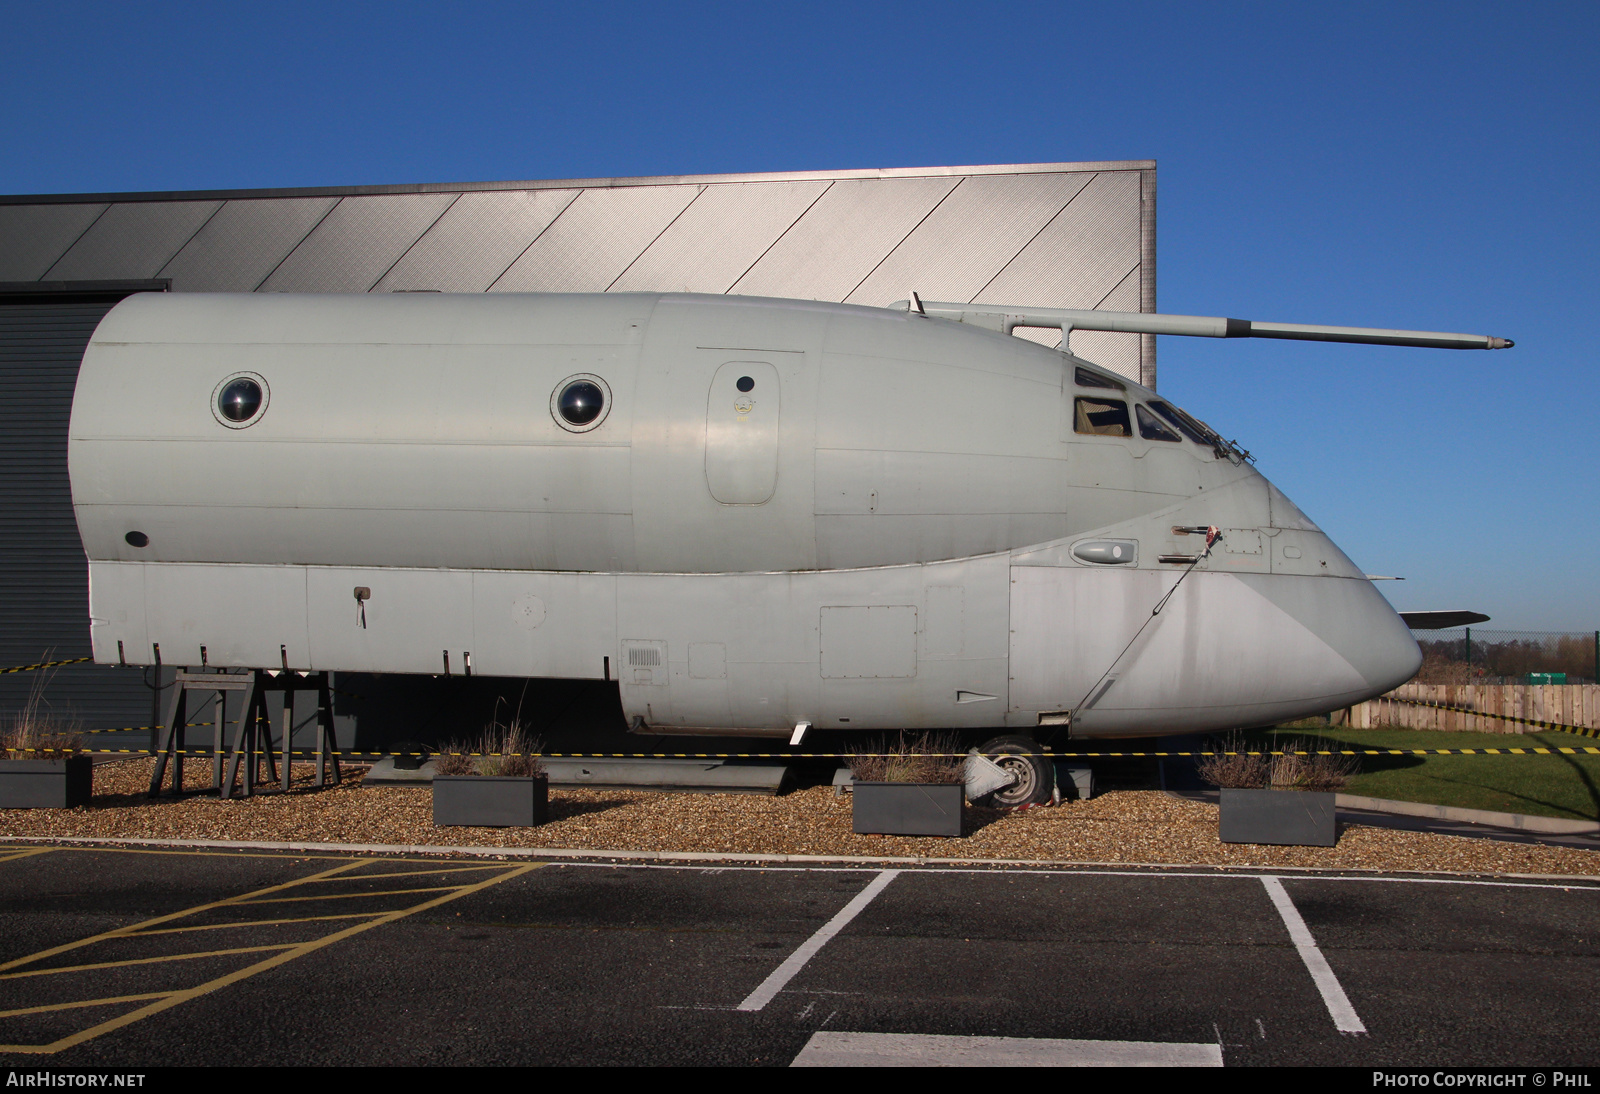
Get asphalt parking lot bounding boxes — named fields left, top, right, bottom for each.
left=0, top=846, right=1593, bottom=1067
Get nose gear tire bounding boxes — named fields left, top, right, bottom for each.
left=974, top=734, right=1055, bottom=807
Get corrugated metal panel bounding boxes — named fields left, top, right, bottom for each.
left=259, top=193, right=459, bottom=293
left=374, top=189, right=581, bottom=293
left=974, top=171, right=1144, bottom=380
left=978, top=171, right=1142, bottom=307
left=609, top=180, right=829, bottom=294
left=729, top=176, right=959, bottom=301
left=491, top=184, right=703, bottom=293
left=1139, top=168, right=1158, bottom=388
left=43, top=202, right=222, bottom=282
left=1065, top=265, right=1142, bottom=379
left=159, top=197, right=340, bottom=291
left=844, top=172, right=1094, bottom=307
left=0, top=301, right=151, bottom=728
left=0, top=205, right=108, bottom=281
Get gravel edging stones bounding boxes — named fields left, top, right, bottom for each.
left=0, top=759, right=1593, bottom=876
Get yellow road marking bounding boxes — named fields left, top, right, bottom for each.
left=0, top=944, right=296, bottom=981
left=0, top=849, right=54, bottom=865
left=237, top=885, right=461, bottom=905
left=0, top=858, right=371, bottom=975
left=314, top=865, right=514, bottom=881
left=0, top=845, right=359, bottom=863
left=0, top=861, right=543, bottom=1054
left=0, top=993, right=169, bottom=1020
left=133, top=914, right=375, bottom=936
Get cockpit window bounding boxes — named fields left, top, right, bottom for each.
left=1075, top=366, right=1125, bottom=391
left=1149, top=400, right=1253, bottom=463
left=1074, top=397, right=1131, bottom=437
left=1148, top=400, right=1219, bottom=447
left=1136, top=404, right=1182, bottom=442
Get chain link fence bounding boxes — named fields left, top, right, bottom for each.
left=1412, top=627, right=1600, bottom=685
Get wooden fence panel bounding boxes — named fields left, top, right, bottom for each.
left=1340, top=683, right=1600, bottom=733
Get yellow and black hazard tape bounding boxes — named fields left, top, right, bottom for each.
left=0, top=657, right=93, bottom=675
left=1382, top=696, right=1600, bottom=740
left=85, top=723, right=222, bottom=734
left=46, top=746, right=1600, bottom=759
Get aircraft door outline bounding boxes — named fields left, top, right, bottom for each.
left=705, top=361, right=780, bottom=504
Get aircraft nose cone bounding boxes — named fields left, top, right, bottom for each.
left=1363, top=603, right=1422, bottom=695
left=1320, top=580, right=1423, bottom=698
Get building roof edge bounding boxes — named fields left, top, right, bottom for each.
left=0, top=161, right=1157, bottom=206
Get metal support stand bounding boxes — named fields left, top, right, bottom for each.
left=220, top=670, right=341, bottom=800
left=281, top=689, right=294, bottom=793
left=148, top=670, right=253, bottom=798
left=147, top=645, right=162, bottom=757
left=316, top=676, right=338, bottom=788
left=223, top=674, right=273, bottom=799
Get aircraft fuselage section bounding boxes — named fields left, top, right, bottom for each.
left=70, top=291, right=1247, bottom=574
left=70, top=291, right=1420, bottom=737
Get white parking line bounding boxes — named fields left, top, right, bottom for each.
left=1261, top=875, right=1366, bottom=1034
left=736, top=869, right=900, bottom=1012
left=790, top=1031, right=1224, bottom=1067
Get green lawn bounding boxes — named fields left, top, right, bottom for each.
left=1238, top=725, right=1600, bottom=822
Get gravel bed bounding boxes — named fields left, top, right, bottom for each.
left=0, top=758, right=1595, bottom=876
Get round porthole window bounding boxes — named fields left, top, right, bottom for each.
left=550, top=374, right=612, bottom=433
left=211, top=372, right=269, bottom=428
left=736, top=375, right=755, bottom=393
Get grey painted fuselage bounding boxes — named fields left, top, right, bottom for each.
left=69, top=291, right=1420, bottom=738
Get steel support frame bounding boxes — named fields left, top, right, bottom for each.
left=149, top=669, right=341, bottom=799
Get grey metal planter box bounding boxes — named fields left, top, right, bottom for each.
left=1219, top=788, right=1336, bottom=847
left=853, top=782, right=964, bottom=837
left=432, top=775, right=548, bottom=828
left=0, top=757, right=92, bottom=809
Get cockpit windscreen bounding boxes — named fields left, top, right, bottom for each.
left=1074, top=366, right=1126, bottom=391
left=1136, top=404, right=1182, bottom=442
left=1074, top=397, right=1131, bottom=437
left=1148, top=400, right=1223, bottom=449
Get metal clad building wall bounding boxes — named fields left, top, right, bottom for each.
left=609, top=180, right=830, bottom=294
left=0, top=205, right=109, bottom=282
left=843, top=172, right=1094, bottom=307
left=491, top=183, right=706, bottom=292
left=0, top=166, right=1154, bottom=381
left=158, top=198, right=340, bottom=291
left=373, top=189, right=580, bottom=293
left=45, top=201, right=223, bottom=282
left=0, top=299, right=150, bottom=726
left=729, top=176, right=961, bottom=302
left=258, top=193, right=460, bottom=293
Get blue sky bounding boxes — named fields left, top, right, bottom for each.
left=4, top=0, right=1595, bottom=629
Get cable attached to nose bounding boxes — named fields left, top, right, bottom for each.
left=1065, top=526, right=1222, bottom=728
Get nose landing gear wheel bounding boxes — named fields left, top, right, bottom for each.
left=974, top=734, right=1055, bottom=807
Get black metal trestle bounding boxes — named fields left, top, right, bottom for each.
left=148, top=670, right=341, bottom=799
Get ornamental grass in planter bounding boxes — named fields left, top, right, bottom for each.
left=432, top=721, right=548, bottom=828
left=847, top=733, right=966, bottom=837
left=0, top=669, right=91, bottom=809
left=1199, top=734, right=1357, bottom=847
